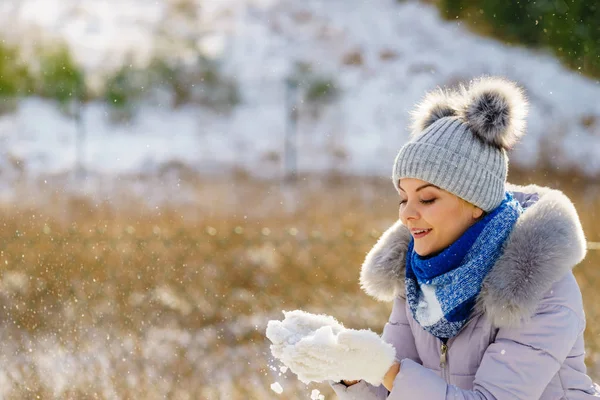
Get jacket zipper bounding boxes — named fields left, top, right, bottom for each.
left=437, top=315, right=480, bottom=384
left=439, top=341, right=450, bottom=383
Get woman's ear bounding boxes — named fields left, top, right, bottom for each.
left=472, top=206, right=484, bottom=220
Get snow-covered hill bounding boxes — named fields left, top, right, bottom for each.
left=0, top=0, right=599, bottom=181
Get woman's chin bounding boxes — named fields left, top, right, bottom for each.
left=414, top=247, right=432, bottom=257
left=414, top=242, right=443, bottom=257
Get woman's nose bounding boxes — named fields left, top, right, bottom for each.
left=399, top=201, right=419, bottom=221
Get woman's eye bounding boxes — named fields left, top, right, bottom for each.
left=399, top=199, right=407, bottom=206
left=420, top=199, right=436, bottom=204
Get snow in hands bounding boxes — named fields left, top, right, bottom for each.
left=266, top=310, right=396, bottom=386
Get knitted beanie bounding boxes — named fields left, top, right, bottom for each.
left=392, top=77, right=529, bottom=212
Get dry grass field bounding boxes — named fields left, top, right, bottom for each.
left=0, top=168, right=598, bottom=399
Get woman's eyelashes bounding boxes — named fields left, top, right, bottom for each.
left=399, top=198, right=436, bottom=206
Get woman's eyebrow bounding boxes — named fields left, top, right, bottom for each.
left=398, top=183, right=440, bottom=192
left=416, top=183, right=440, bottom=192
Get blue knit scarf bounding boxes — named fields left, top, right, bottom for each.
left=405, top=192, right=523, bottom=339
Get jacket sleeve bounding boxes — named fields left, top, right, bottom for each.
left=329, top=296, right=422, bottom=399
left=386, top=300, right=585, bottom=399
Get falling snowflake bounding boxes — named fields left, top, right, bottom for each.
left=270, top=382, right=283, bottom=394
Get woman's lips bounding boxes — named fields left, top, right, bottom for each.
left=412, top=229, right=432, bottom=239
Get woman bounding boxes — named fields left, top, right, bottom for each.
left=330, top=77, right=600, bottom=398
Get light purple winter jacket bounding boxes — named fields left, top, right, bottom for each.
left=330, top=184, right=600, bottom=399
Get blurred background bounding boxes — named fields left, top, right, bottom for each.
left=0, top=0, right=598, bottom=398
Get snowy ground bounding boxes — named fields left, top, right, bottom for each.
left=0, top=0, right=598, bottom=189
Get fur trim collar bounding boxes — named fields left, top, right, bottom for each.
left=359, top=184, right=587, bottom=328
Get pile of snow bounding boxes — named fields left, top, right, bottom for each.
left=266, top=310, right=395, bottom=385
left=0, top=0, right=598, bottom=184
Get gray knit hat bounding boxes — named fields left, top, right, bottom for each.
left=392, top=77, right=528, bottom=212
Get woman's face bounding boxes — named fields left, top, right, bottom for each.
left=398, top=178, right=484, bottom=257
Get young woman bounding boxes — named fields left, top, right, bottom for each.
left=330, top=77, right=600, bottom=398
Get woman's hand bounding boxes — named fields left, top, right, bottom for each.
left=383, top=362, right=401, bottom=391
left=267, top=311, right=396, bottom=385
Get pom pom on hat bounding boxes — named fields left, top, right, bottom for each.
left=410, top=88, right=458, bottom=136
left=408, top=76, right=528, bottom=149
left=459, top=76, right=528, bottom=150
